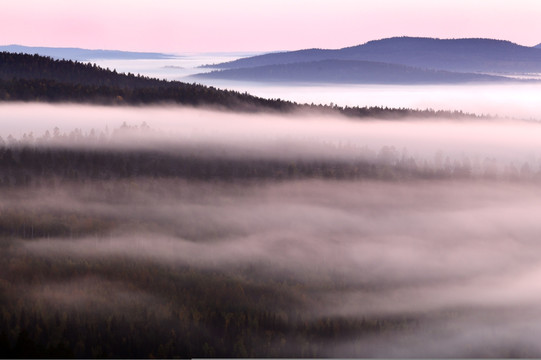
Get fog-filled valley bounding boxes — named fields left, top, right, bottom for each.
left=2, top=103, right=541, bottom=357
left=5, top=0, right=541, bottom=354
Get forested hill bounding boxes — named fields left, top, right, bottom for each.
left=0, top=52, right=162, bottom=87
left=0, top=51, right=296, bottom=111
left=0, top=51, right=478, bottom=119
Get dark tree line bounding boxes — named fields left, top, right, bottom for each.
left=0, top=132, right=538, bottom=188
left=0, top=145, right=394, bottom=186
left=0, top=51, right=482, bottom=119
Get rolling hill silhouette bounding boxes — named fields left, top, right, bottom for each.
left=0, top=44, right=176, bottom=61
left=200, top=37, right=541, bottom=82
left=196, top=58, right=511, bottom=84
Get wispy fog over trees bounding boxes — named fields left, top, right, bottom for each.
left=3, top=164, right=541, bottom=357
left=0, top=123, right=538, bottom=189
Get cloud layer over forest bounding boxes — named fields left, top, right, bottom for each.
left=1, top=177, right=541, bottom=356
left=2, top=103, right=541, bottom=176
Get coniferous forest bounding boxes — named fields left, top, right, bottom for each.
left=0, top=52, right=478, bottom=119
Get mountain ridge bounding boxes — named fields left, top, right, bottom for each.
left=0, top=44, right=177, bottom=61
left=204, top=36, right=541, bottom=74
left=195, top=59, right=512, bottom=84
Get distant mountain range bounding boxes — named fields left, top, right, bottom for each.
left=0, top=45, right=177, bottom=61
left=196, top=59, right=510, bottom=84
left=194, top=37, right=541, bottom=84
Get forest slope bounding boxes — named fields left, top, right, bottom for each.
left=0, top=52, right=479, bottom=119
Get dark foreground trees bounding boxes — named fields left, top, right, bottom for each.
left=0, top=52, right=480, bottom=119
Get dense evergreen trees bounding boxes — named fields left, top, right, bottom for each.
left=0, top=240, right=419, bottom=358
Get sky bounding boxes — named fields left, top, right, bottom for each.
left=2, top=0, right=541, bottom=54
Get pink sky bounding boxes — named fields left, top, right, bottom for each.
left=2, top=0, right=541, bottom=53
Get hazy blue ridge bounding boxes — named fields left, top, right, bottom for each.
left=0, top=44, right=178, bottom=61
left=203, top=37, right=541, bottom=74
left=193, top=59, right=515, bottom=84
